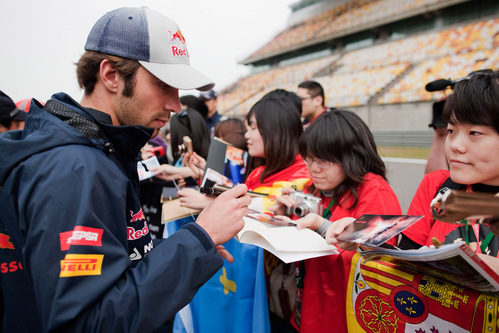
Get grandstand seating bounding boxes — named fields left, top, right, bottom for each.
left=219, top=15, right=499, bottom=116
left=218, top=55, right=339, bottom=114
left=319, top=63, right=410, bottom=107
left=245, top=0, right=451, bottom=61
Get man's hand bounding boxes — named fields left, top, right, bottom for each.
left=196, top=184, right=250, bottom=246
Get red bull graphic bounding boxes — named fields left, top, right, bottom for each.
left=0, top=233, right=14, bottom=249
left=170, top=30, right=186, bottom=44
left=59, top=226, right=103, bottom=251
left=171, top=45, right=189, bottom=58
left=130, top=209, right=145, bottom=223
left=60, top=254, right=103, bottom=277
left=127, top=221, right=150, bottom=241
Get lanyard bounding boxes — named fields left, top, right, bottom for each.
left=463, top=185, right=495, bottom=256
left=464, top=224, right=494, bottom=255
left=318, top=191, right=335, bottom=219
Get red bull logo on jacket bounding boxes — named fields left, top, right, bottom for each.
left=130, top=209, right=145, bottom=223
left=0, top=233, right=14, bottom=249
left=128, top=221, right=150, bottom=241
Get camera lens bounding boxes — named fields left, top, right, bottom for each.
left=294, top=203, right=311, bottom=218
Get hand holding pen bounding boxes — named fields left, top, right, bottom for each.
left=200, top=184, right=267, bottom=198
left=199, top=185, right=296, bottom=227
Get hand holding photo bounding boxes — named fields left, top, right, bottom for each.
left=337, top=214, right=423, bottom=246
left=246, top=209, right=296, bottom=227
left=137, top=156, right=161, bottom=181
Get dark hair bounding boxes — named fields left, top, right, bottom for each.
left=299, top=110, right=386, bottom=208
left=215, top=118, right=247, bottom=151
left=0, top=118, right=12, bottom=128
left=298, top=80, right=325, bottom=107
left=245, top=91, right=303, bottom=183
left=180, top=95, right=209, bottom=118
left=170, top=109, right=211, bottom=160
left=262, top=89, right=302, bottom=116
left=76, top=51, right=140, bottom=97
left=443, top=70, right=499, bottom=133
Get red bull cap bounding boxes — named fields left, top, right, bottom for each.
left=84, top=7, right=214, bottom=91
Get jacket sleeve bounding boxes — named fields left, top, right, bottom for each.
left=16, top=146, right=222, bottom=332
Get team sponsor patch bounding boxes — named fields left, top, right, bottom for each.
left=127, top=221, right=149, bottom=240
left=60, top=254, right=103, bottom=277
left=0, top=233, right=14, bottom=249
left=130, top=209, right=146, bottom=223
left=1, top=260, right=23, bottom=273
left=59, top=226, right=103, bottom=251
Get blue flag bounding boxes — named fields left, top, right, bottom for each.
left=165, top=219, right=270, bottom=333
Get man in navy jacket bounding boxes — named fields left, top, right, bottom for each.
left=0, top=7, right=250, bottom=332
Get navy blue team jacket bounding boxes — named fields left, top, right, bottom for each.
left=0, top=93, right=222, bottom=332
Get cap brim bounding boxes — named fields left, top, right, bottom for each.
left=11, top=109, right=27, bottom=121
left=139, top=62, right=214, bottom=91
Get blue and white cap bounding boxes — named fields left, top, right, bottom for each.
left=85, top=7, right=214, bottom=91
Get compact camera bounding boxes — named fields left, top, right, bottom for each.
left=285, top=191, right=323, bottom=218
left=178, top=136, right=193, bottom=157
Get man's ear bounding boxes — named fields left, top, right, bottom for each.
left=314, top=95, right=323, bottom=107
left=99, top=59, right=120, bottom=93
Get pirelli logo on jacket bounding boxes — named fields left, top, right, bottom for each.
left=60, top=254, right=103, bottom=277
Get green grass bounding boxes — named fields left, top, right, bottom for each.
left=378, top=146, right=430, bottom=159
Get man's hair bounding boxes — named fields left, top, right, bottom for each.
left=298, top=80, right=325, bottom=107
left=245, top=92, right=303, bottom=183
left=0, top=118, right=12, bottom=128
left=443, top=70, right=499, bottom=133
left=299, top=109, right=386, bottom=208
left=76, top=51, right=141, bottom=97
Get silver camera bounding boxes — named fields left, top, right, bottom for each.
left=285, top=192, right=323, bottom=218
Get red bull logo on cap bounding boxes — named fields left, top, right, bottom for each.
left=170, top=30, right=186, bottom=44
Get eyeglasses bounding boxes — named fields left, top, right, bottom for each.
left=304, top=157, right=333, bottom=169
